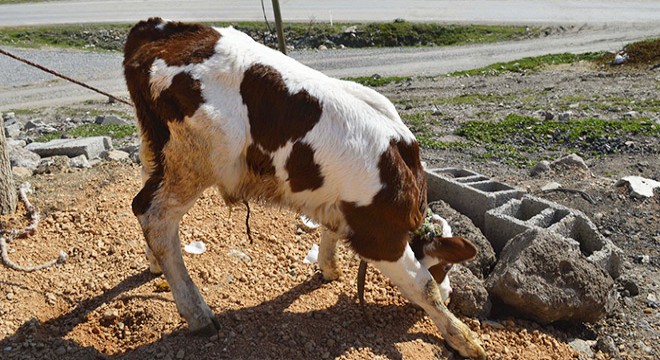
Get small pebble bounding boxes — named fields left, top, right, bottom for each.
left=176, top=349, right=185, bottom=359
left=6, top=292, right=14, bottom=300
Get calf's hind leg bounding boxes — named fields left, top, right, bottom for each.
left=133, top=177, right=218, bottom=335
left=318, top=228, right=343, bottom=281
left=371, top=244, right=486, bottom=359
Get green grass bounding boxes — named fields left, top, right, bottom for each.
left=456, top=114, right=660, bottom=166
left=344, top=75, right=411, bottom=87
left=434, top=93, right=516, bottom=105
left=356, top=23, right=535, bottom=47
left=68, top=124, right=136, bottom=138
left=401, top=112, right=473, bottom=150
left=34, top=124, right=136, bottom=142
left=0, top=22, right=536, bottom=51
left=451, top=52, right=603, bottom=77
left=0, top=23, right=132, bottom=50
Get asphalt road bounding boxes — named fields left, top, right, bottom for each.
left=1, top=0, right=660, bottom=26
left=1, top=1, right=659, bottom=111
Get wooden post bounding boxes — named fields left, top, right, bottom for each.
left=0, top=115, right=17, bottom=214
left=272, top=0, right=287, bottom=54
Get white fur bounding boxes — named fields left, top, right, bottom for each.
left=149, top=26, right=418, bottom=231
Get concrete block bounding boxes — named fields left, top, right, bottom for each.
left=485, top=195, right=622, bottom=278
left=426, top=168, right=524, bottom=230
left=550, top=214, right=623, bottom=279
left=484, top=196, right=566, bottom=253
left=26, top=136, right=111, bottom=159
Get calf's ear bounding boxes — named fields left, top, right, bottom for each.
left=424, top=236, right=477, bottom=263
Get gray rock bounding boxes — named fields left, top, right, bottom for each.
left=26, top=136, right=111, bottom=159
left=429, top=200, right=496, bottom=278
left=101, top=149, right=130, bottom=161
left=55, top=346, right=67, bottom=356
left=448, top=264, right=491, bottom=318
left=130, top=151, right=141, bottom=164
left=550, top=154, right=588, bottom=172
left=7, top=141, right=40, bottom=168
left=34, top=156, right=70, bottom=175
left=69, top=154, right=90, bottom=168
left=559, top=111, right=572, bottom=121
left=541, top=181, right=561, bottom=191
left=2, top=112, right=16, bottom=122
left=595, top=336, right=621, bottom=359
left=619, top=277, right=639, bottom=296
left=95, top=115, right=130, bottom=126
left=486, top=229, right=616, bottom=324
left=343, top=25, right=358, bottom=33
left=568, top=338, right=594, bottom=358
left=38, top=125, right=58, bottom=134
left=622, top=111, right=639, bottom=119
left=530, top=160, right=551, bottom=176
left=23, top=119, right=46, bottom=130
left=535, top=110, right=554, bottom=120
left=4, top=121, right=21, bottom=138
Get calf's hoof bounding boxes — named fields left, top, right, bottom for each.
left=321, top=266, right=342, bottom=282
left=190, top=316, right=221, bottom=337
left=148, top=261, right=163, bottom=274
left=444, top=325, right=487, bottom=360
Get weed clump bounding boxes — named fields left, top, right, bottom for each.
left=456, top=114, right=660, bottom=166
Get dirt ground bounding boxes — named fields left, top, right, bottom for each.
left=1, top=60, right=659, bottom=359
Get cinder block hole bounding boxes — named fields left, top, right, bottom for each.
left=436, top=168, right=477, bottom=178
left=469, top=181, right=514, bottom=193
left=456, top=176, right=489, bottom=183
left=534, top=209, right=570, bottom=228
left=568, top=217, right=604, bottom=256
left=502, top=198, right=549, bottom=221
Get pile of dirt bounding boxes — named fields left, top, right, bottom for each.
left=624, top=38, right=660, bottom=66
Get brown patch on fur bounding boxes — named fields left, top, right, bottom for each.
left=425, top=237, right=478, bottom=263
left=428, top=263, right=453, bottom=283
left=240, top=64, right=322, bottom=152
left=124, top=17, right=220, bottom=68
left=342, top=139, right=426, bottom=261
left=123, top=18, right=219, bottom=215
left=246, top=144, right=275, bottom=176
left=285, top=142, right=324, bottom=192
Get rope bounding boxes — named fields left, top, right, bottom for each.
left=0, top=182, right=68, bottom=272
left=542, top=187, right=598, bottom=204
left=0, top=47, right=133, bottom=106
left=260, top=0, right=274, bottom=34
left=243, top=200, right=254, bottom=244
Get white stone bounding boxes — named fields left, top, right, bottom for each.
left=26, top=136, right=111, bottom=159
left=541, top=182, right=562, bottom=191
left=69, top=154, right=90, bottom=168
left=12, top=166, right=33, bottom=178
left=616, top=176, right=660, bottom=198
left=102, top=149, right=130, bottom=161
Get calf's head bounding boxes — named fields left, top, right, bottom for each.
left=411, top=233, right=478, bottom=302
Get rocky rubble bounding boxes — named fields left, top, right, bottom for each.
left=2, top=112, right=140, bottom=177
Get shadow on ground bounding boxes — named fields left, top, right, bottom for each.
left=1, top=271, right=447, bottom=359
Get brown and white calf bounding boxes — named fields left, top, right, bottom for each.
left=123, top=17, right=485, bottom=359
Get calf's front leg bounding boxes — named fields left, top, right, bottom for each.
left=372, top=245, right=486, bottom=359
